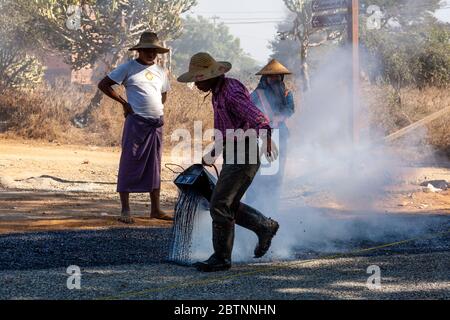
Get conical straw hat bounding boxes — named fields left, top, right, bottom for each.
left=129, top=31, right=170, bottom=53
left=256, top=59, right=292, bottom=75
left=177, top=52, right=232, bottom=83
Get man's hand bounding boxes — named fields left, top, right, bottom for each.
left=271, top=115, right=285, bottom=128
left=122, top=102, right=134, bottom=118
left=261, top=138, right=279, bottom=163
left=201, top=157, right=214, bottom=167
left=201, top=146, right=217, bottom=167
left=285, top=89, right=291, bottom=97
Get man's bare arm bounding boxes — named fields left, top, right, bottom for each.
left=98, top=76, right=133, bottom=117
left=98, top=76, right=126, bottom=104
left=162, top=92, right=168, bottom=105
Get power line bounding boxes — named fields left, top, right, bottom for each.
left=184, top=4, right=450, bottom=27
left=191, top=11, right=286, bottom=14
left=190, top=4, right=450, bottom=17
left=206, top=17, right=286, bottom=21
left=184, top=20, right=284, bottom=26
left=221, top=20, right=284, bottom=25
left=217, top=7, right=450, bottom=25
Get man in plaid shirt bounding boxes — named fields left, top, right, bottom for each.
left=178, top=53, right=280, bottom=272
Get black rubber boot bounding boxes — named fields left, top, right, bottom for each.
left=193, top=223, right=234, bottom=272
left=236, top=203, right=279, bottom=258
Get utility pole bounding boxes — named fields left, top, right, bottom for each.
left=311, top=0, right=360, bottom=145
left=211, top=15, right=220, bottom=46
left=211, top=15, right=220, bottom=29
left=348, top=0, right=360, bottom=145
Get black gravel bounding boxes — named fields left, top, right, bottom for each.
left=0, top=219, right=448, bottom=300
left=290, top=215, right=450, bottom=259
left=0, top=228, right=172, bottom=271
left=0, top=217, right=448, bottom=271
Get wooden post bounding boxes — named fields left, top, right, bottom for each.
left=348, top=0, right=360, bottom=145
left=384, top=106, right=450, bottom=143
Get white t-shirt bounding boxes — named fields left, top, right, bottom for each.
left=108, top=60, right=171, bottom=119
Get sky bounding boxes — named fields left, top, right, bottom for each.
left=185, top=0, right=450, bottom=64
left=184, top=0, right=286, bottom=64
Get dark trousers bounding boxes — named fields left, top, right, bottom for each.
left=210, top=140, right=260, bottom=227
left=210, top=162, right=260, bottom=227
left=209, top=141, right=269, bottom=261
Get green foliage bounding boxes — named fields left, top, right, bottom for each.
left=12, top=0, right=197, bottom=70
left=170, top=16, right=258, bottom=77
left=0, top=44, right=46, bottom=92
left=0, top=1, right=45, bottom=92
left=359, top=0, right=449, bottom=90
left=269, top=17, right=341, bottom=76
left=416, top=25, right=450, bottom=88
left=360, top=0, right=441, bottom=27
left=362, top=21, right=450, bottom=89
left=280, top=0, right=348, bottom=90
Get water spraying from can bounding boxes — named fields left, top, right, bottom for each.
left=166, top=164, right=218, bottom=265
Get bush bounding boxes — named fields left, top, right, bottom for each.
left=0, top=78, right=213, bottom=147
left=362, top=23, right=450, bottom=89
left=1, top=77, right=448, bottom=159
left=0, top=80, right=89, bottom=142
left=365, top=84, right=450, bottom=158
left=416, top=25, right=450, bottom=88
left=0, top=44, right=45, bottom=93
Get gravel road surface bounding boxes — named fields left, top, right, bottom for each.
left=1, top=216, right=448, bottom=300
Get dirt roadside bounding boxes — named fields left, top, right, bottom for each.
left=0, top=139, right=449, bottom=235
left=0, top=139, right=179, bottom=234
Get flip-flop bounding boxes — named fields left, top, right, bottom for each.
left=118, top=216, right=135, bottom=224
left=150, top=214, right=174, bottom=221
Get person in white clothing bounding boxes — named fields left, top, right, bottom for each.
left=98, top=31, right=173, bottom=224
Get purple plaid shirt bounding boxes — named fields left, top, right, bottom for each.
left=212, top=77, right=271, bottom=139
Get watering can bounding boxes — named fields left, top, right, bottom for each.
left=167, top=164, right=218, bottom=201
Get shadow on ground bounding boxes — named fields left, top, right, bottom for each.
left=0, top=228, right=172, bottom=271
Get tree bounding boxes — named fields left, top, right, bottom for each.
left=170, top=16, right=258, bottom=79
left=362, top=21, right=450, bottom=90
left=357, top=0, right=449, bottom=121
left=0, top=0, right=45, bottom=93
left=11, top=0, right=197, bottom=127
left=416, top=23, right=450, bottom=88
left=277, top=0, right=443, bottom=92
left=0, top=45, right=46, bottom=93
left=360, top=0, right=442, bottom=28
left=269, top=17, right=301, bottom=74
left=280, top=0, right=346, bottom=91
left=360, top=0, right=449, bottom=91
left=269, top=14, right=340, bottom=80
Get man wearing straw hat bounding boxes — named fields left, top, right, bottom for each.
left=178, top=53, right=281, bottom=272
left=246, top=59, right=295, bottom=214
left=98, top=31, right=173, bottom=224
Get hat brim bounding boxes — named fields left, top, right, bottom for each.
left=256, top=70, right=292, bottom=76
left=177, top=61, right=232, bottom=83
left=128, top=45, right=170, bottom=54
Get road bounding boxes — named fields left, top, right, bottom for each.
left=0, top=222, right=448, bottom=300
left=0, top=139, right=449, bottom=300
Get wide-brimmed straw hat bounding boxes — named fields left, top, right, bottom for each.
left=129, top=31, right=170, bottom=53
left=256, top=59, right=292, bottom=75
left=177, top=52, right=232, bottom=83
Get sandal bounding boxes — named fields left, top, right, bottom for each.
left=118, top=216, right=135, bottom=224
left=150, top=213, right=174, bottom=221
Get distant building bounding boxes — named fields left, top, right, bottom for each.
left=42, top=54, right=93, bottom=86
left=41, top=51, right=170, bottom=86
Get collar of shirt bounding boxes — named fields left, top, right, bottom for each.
left=212, top=75, right=226, bottom=95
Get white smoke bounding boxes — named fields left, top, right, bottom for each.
left=189, top=46, right=447, bottom=264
